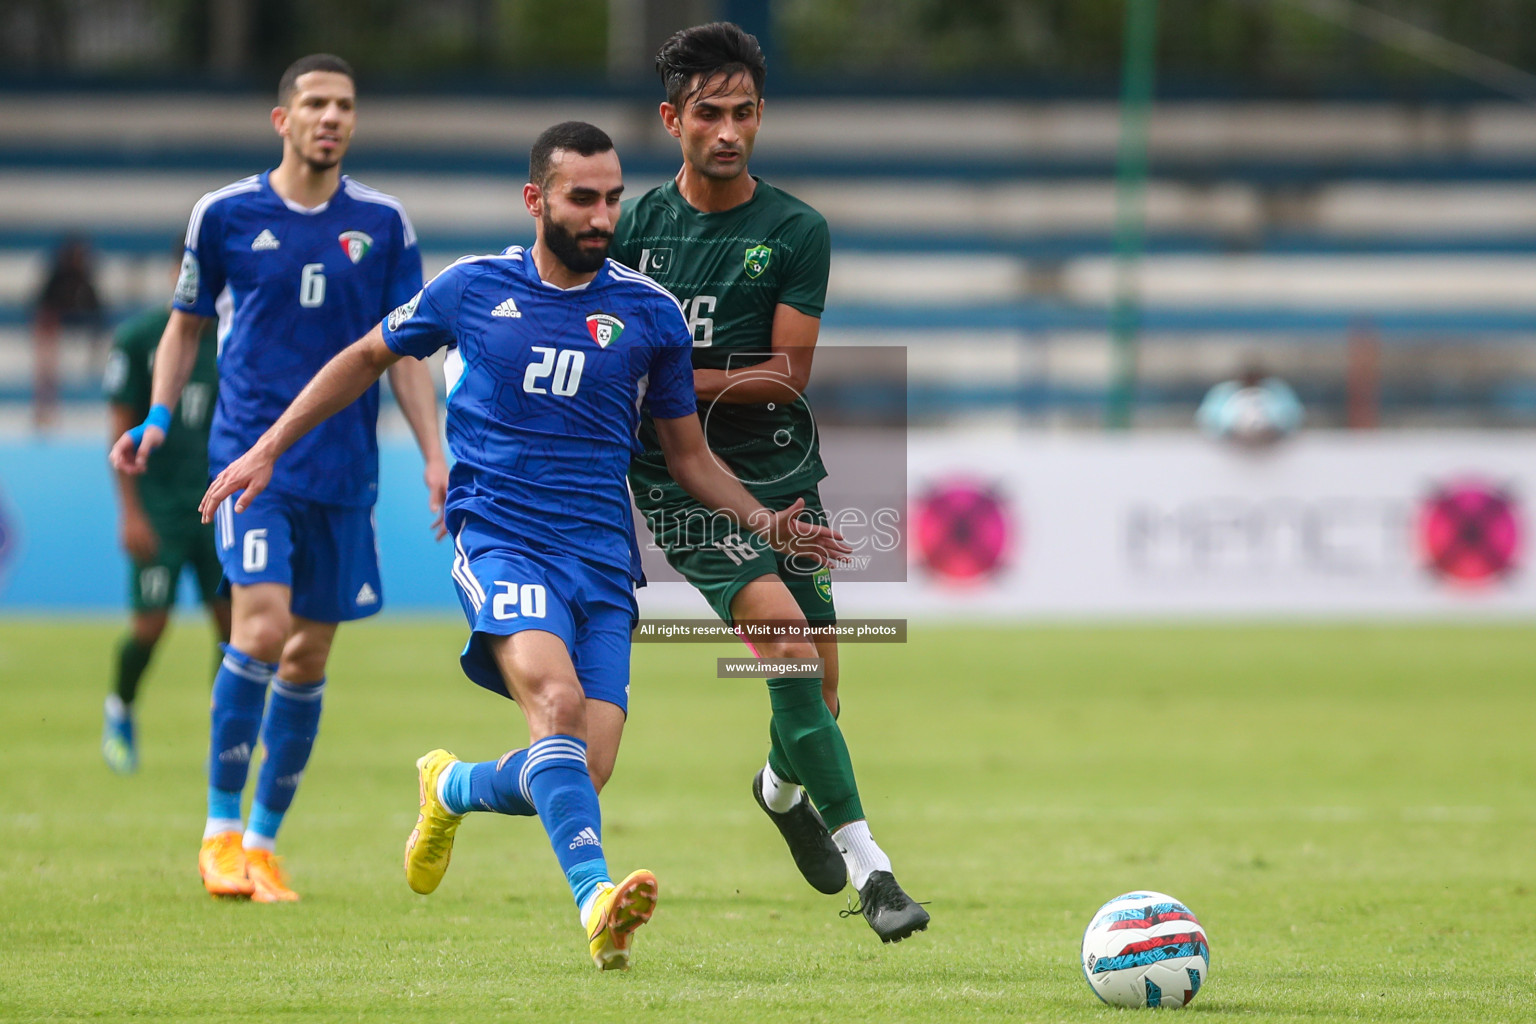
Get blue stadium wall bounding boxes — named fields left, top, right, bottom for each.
left=0, top=441, right=455, bottom=611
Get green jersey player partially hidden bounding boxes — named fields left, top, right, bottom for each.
left=102, top=292, right=230, bottom=773
left=613, top=21, right=927, bottom=944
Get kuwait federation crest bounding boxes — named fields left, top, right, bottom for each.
left=744, top=243, right=772, bottom=278
left=338, top=230, right=373, bottom=264
left=586, top=312, right=625, bottom=348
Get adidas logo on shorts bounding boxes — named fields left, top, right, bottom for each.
left=568, top=826, right=601, bottom=850
left=356, top=583, right=378, bottom=605
left=491, top=298, right=521, bottom=318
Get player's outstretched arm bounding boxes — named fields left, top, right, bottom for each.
left=653, top=413, right=850, bottom=568
left=109, top=310, right=209, bottom=474
left=385, top=356, right=449, bottom=540
left=200, top=326, right=401, bottom=522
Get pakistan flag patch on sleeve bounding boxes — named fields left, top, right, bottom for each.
left=586, top=312, right=625, bottom=348
left=744, top=244, right=773, bottom=279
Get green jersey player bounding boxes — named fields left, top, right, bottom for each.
left=102, top=294, right=229, bottom=773
left=613, top=21, right=927, bottom=944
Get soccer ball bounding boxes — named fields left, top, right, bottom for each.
left=1080, top=891, right=1210, bottom=1008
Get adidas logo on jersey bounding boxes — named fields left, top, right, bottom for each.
left=491, top=298, right=522, bottom=318
left=251, top=229, right=280, bottom=251
left=568, top=827, right=601, bottom=850
left=356, top=583, right=378, bottom=605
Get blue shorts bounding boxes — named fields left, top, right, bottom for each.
left=214, top=488, right=382, bottom=623
left=450, top=513, right=636, bottom=713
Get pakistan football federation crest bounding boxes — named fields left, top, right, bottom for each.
left=814, top=567, right=834, bottom=603
left=743, top=243, right=773, bottom=279
left=338, top=230, right=373, bottom=264
left=586, top=312, right=625, bottom=348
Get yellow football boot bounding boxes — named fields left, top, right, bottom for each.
left=198, top=830, right=253, bottom=897
left=405, top=749, right=465, bottom=895
left=245, top=847, right=299, bottom=903
left=584, top=869, right=660, bottom=971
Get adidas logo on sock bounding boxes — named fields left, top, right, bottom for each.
left=491, top=298, right=521, bottom=318
left=251, top=229, right=280, bottom=251
left=568, top=826, right=601, bottom=850
left=217, top=742, right=252, bottom=765
left=356, top=583, right=378, bottom=605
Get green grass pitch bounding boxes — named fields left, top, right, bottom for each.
left=1, top=618, right=1532, bottom=1022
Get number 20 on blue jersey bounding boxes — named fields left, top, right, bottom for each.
left=523, top=346, right=584, bottom=396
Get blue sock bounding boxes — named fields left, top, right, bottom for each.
left=248, top=678, right=324, bottom=843
left=206, top=644, right=275, bottom=823
left=207, top=787, right=242, bottom=825
left=523, top=735, right=610, bottom=912
left=441, top=749, right=537, bottom=816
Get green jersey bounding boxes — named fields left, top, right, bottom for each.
left=613, top=177, right=832, bottom=501
left=103, top=306, right=219, bottom=517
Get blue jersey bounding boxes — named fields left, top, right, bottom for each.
left=381, top=247, right=697, bottom=582
left=174, top=171, right=422, bottom=507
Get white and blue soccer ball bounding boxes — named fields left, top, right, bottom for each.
left=1081, top=891, right=1211, bottom=1008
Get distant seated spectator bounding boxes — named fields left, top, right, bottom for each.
left=1197, top=364, right=1303, bottom=447
left=32, top=236, right=105, bottom=431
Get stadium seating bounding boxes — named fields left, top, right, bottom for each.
left=4, top=92, right=1536, bottom=428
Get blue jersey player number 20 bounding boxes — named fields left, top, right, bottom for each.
left=198, top=121, right=849, bottom=971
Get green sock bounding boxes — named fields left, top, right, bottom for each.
left=767, top=719, right=800, bottom=785
left=113, top=636, right=156, bottom=706
left=766, top=693, right=839, bottom=785
left=766, top=676, right=864, bottom=830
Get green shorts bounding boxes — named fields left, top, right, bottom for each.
left=129, top=511, right=224, bottom=614
left=644, top=486, right=837, bottom=626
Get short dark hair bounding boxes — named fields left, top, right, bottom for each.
left=655, top=22, right=765, bottom=109
left=278, top=54, right=355, bottom=106
left=529, top=121, right=615, bottom=188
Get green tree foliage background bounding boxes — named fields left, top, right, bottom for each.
left=780, top=0, right=1536, bottom=87
left=1, top=0, right=1533, bottom=90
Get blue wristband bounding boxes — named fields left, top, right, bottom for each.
left=128, top=403, right=173, bottom=445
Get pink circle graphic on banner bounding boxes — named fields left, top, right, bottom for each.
left=1416, top=480, right=1521, bottom=586
left=913, top=480, right=1012, bottom=584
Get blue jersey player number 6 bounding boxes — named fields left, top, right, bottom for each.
left=196, top=120, right=848, bottom=970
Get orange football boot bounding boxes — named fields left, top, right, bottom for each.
left=245, top=847, right=299, bottom=903
left=198, top=831, right=254, bottom=897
